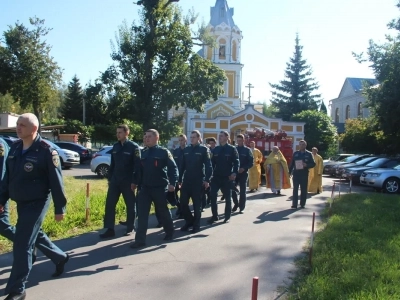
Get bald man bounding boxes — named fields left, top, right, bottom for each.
left=0, top=113, right=69, bottom=300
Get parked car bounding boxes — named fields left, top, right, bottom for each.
left=334, top=156, right=379, bottom=178
left=342, top=157, right=400, bottom=183
left=323, top=155, right=370, bottom=175
left=323, top=154, right=354, bottom=167
left=0, top=135, right=18, bottom=147
left=42, top=140, right=80, bottom=169
left=54, top=142, right=92, bottom=163
left=90, top=146, right=112, bottom=178
left=360, top=165, right=400, bottom=193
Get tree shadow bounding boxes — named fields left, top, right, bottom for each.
left=254, top=209, right=297, bottom=224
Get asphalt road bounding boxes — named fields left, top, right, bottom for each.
left=0, top=172, right=369, bottom=300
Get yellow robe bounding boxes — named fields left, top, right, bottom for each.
left=249, top=148, right=262, bottom=190
left=308, top=154, right=323, bottom=193
left=264, top=151, right=291, bottom=192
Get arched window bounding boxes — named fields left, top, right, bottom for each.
left=358, top=102, right=363, bottom=117
left=335, top=108, right=339, bottom=123
left=345, top=105, right=350, bottom=120
left=232, top=40, right=237, bottom=62
left=219, top=38, right=226, bottom=60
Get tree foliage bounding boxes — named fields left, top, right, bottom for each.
left=62, top=75, right=84, bottom=122
left=320, top=101, right=327, bottom=114
left=262, top=102, right=278, bottom=118
left=0, top=17, right=63, bottom=129
left=291, top=110, right=337, bottom=158
left=270, top=34, right=321, bottom=121
left=353, top=2, right=400, bottom=154
left=104, top=0, right=226, bottom=140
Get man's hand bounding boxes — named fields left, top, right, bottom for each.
left=131, top=183, right=137, bottom=191
left=203, top=181, right=209, bottom=189
left=178, top=182, right=182, bottom=189
left=228, top=173, right=236, bottom=181
left=55, top=214, right=64, bottom=222
left=168, top=184, right=175, bottom=192
left=239, top=168, right=245, bottom=174
left=0, top=205, right=4, bottom=213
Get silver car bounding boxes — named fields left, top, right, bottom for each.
left=360, top=165, right=400, bottom=193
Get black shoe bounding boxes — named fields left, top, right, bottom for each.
left=119, top=221, right=127, bottom=226
left=277, top=190, right=281, bottom=195
left=220, top=196, right=225, bottom=201
left=207, top=216, right=219, bottom=224
left=99, top=229, right=115, bottom=239
left=163, top=234, right=174, bottom=241
left=223, top=218, right=230, bottom=223
left=291, top=206, right=297, bottom=209
left=52, top=254, right=69, bottom=277
left=300, top=205, right=305, bottom=209
left=232, top=205, right=238, bottom=212
left=239, top=209, right=244, bottom=214
left=180, top=224, right=192, bottom=232
left=190, top=228, right=200, bottom=233
left=130, top=242, right=146, bottom=249
left=124, top=230, right=134, bottom=236
left=32, top=247, right=37, bottom=265
left=201, top=208, right=205, bottom=212
left=5, top=291, right=26, bottom=300
left=156, top=223, right=163, bottom=228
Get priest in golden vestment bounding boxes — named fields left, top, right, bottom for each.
left=264, top=146, right=291, bottom=194
left=308, top=147, right=323, bottom=193
left=248, top=141, right=263, bottom=192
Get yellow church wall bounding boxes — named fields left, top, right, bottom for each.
left=220, top=120, right=229, bottom=129
left=281, top=125, right=294, bottom=131
left=232, top=40, right=237, bottom=61
left=270, top=122, right=279, bottom=130
left=195, top=122, right=202, bottom=128
left=207, top=47, right=212, bottom=60
left=253, top=115, right=269, bottom=126
left=207, top=103, right=235, bottom=119
left=203, top=133, right=218, bottom=139
left=231, top=114, right=245, bottom=124
left=204, top=122, right=217, bottom=129
left=296, top=125, right=303, bottom=132
left=225, top=71, right=235, bottom=98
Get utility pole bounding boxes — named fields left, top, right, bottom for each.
left=245, top=83, right=254, bottom=104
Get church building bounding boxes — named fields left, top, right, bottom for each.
left=168, top=0, right=305, bottom=151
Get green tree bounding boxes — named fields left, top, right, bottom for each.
left=262, top=102, right=278, bottom=118
left=0, top=17, right=63, bottom=130
left=353, top=2, right=400, bottom=154
left=0, top=94, right=25, bottom=114
left=105, top=1, right=226, bottom=140
left=291, top=110, right=337, bottom=158
left=62, top=75, right=84, bottom=122
left=270, top=34, right=321, bottom=121
left=339, top=118, right=384, bottom=154
left=320, top=101, right=327, bottom=114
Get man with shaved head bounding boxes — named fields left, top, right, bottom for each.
left=0, top=113, right=69, bottom=300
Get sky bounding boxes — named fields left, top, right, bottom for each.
left=1, top=0, right=399, bottom=112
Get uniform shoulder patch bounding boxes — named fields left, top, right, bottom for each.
left=135, top=148, right=140, bottom=157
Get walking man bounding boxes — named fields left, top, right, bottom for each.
left=208, top=131, right=239, bottom=224
left=173, top=134, right=187, bottom=219
left=100, top=125, right=141, bottom=238
left=232, top=134, right=253, bottom=213
left=130, top=129, right=178, bottom=248
left=289, top=140, right=316, bottom=209
left=179, top=131, right=212, bottom=233
left=0, top=113, right=69, bottom=300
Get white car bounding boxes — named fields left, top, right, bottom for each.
left=42, top=139, right=80, bottom=169
left=90, top=146, right=112, bottom=178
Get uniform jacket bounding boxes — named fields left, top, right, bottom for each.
left=289, top=150, right=316, bottom=175
left=0, top=135, right=67, bottom=214
left=108, top=139, right=141, bottom=184
left=140, top=144, right=178, bottom=188
left=236, top=145, right=254, bottom=172
left=179, top=143, right=212, bottom=183
left=173, top=146, right=186, bottom=171
left=0, top=138, right=9, bottom=180
left=211, top=143, right=240, bottom=177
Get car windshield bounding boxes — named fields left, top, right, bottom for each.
left=343, top=155, right=360, bottom=163
left=394, top=165, right=400, bottom=170
left=355, top=157, right=376, bottom=165
left=366, top=158, right=388, bottom=167
left=42, top=140, right=61, bottom=150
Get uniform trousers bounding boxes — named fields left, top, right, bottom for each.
left=135, top=186, right=174, bottom=244
left=180, top=180, right=203, bottom=229
left=210, top=176, right=232, bottom=220
left=292, top=171, right=309, bottom=207
left=232, top=172, right=248, bottom=211
left=5, top=199, right=66, bottom=294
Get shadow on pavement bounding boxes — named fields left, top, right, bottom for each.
left=254, top=209, right=297, bottom=224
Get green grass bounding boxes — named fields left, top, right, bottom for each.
left=286, top=193, right=400, bottom=300
left=0, top=177, right=159, bottom=254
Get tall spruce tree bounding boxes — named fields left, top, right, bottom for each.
left=62, top=75, right=84, bottom=121
left=320, top=101, right=327, bottom=114
left=270, top=34, right=321, bottom=121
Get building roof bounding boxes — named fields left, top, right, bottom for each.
left=210, top=0, right=236, bottom=28
left=346, top=78, right=379, bottom=93
left=197, top=48, right=204, bottom=57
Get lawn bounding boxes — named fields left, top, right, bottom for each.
left=0, top=176, right=158, bottom=254
left=287, top=193, right=400, bottom=300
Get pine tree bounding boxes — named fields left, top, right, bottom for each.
left=62, top=75, right=84, bottom=121
left=270, top=34, right=321, bottom=121
left=320, top=101, right=327, bottom=114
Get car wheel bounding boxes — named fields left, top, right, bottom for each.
left=96, top=164, right=109, bottom=178
left=383, top=177, right=400, bottom=194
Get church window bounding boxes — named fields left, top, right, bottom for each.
left=219, top=45, right=226, bottom=59
left=345, top=105, right=350, bottom=120
left=335, top=108, right=339, bottom=123
left=357, top=102, right=363, bottom=117
left=232, top=40, right=237, bottom=61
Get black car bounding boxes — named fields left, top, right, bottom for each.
left=334, top=156, right=379, bottom=177
left=54, top=142, right=92, bottom=163
left=324, top=155, right=371, bottom=176
left=343, top=157, right=400, bottom=183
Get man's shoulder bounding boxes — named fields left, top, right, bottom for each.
left=127, top=140, right=139, bottom=148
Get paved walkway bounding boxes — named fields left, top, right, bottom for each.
left=0, top=177, right=343, bottom=300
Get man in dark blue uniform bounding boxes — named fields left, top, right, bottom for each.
left=130, top=129, right=178, bottom=248
left=289, top=140, right=316, bottom=209
left=0, top=113, right=69, bottom=300
left=178, top=130, right=212, bottom=233
left=172, top=134, right=187, bottom=219
left=100, top=125, right=141, bottom=238
left=208, top=131, right=239, bottom=224
left=204, top=138, right=217, bottom=206
left=232, top=134, right=253, bottom=214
